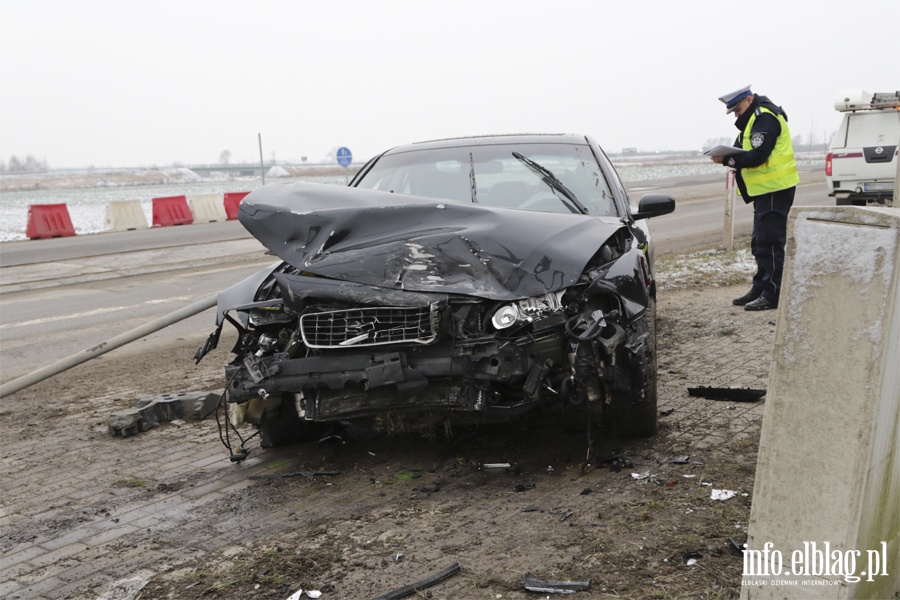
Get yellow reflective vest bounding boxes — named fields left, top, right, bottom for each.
left=740, top=107, right=800, bottom=196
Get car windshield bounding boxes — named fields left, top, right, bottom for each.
left=354, top=142, right=619, bottom=217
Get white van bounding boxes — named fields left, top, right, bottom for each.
left=826, top=90, right=899, bottom=206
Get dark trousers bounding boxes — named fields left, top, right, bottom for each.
left=749, top=187, right=795, bottom=301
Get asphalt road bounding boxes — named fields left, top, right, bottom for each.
left=0, top=169, right=830, bottom=385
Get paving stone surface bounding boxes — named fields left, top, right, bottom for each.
left=0, top=283, right=779, bottom=599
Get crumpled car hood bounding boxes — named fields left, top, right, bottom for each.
left=239, top=181, right=625, bottom=300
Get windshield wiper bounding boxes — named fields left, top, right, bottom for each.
left=512, top=152, right=589, bottom=214
left=469, top=152, right=479, bottom=203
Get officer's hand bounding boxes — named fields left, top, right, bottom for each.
left=711, top=156, right=724, bottom=164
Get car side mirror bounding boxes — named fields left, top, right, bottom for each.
left=633, top=193, right=676, bottom=220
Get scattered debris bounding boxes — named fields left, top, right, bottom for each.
left=248, top=470, right=340, bottom=481
left=97, top=577, right=148, bottom=600
left=287, top=589, right=321, bottom=600
left=682, top=551, right=703, bottom=566
left=631, top=472, right=651, bottom=480
left=659, top=408, right=675, bottom=416
left=522, top=572, right=591, bottom=594
left=522, top=506, right=540, bottom=513
left=371, top=562, right=461, bottom=600
left=711, top=489, right=738, bottom=501
left=598, top=451, right=634, bottom=472
left=108, top=392, right=219, bottom=436
left=306, top=592, right=322, bottom=599
left=514, top=483, right=536, bottom=492
left=687, top=386, right=766, bottom=402
left=579, top=487, right=592, bottom=495
left=318, top=433, right=345, bottom=445
left=669, top=456, right=691, bottom=464
left=559, top=509, right=574, bottom=522
left=728, top=538, right=746, bottom=554
left=484, top=463, right=511, bottom=469
left=394, top=552, right=405, bottom=562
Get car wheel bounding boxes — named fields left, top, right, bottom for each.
left=605, top=298, right=658, bottom=438
left=259, top=395, right=322, bottom=448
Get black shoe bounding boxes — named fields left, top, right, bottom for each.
left=745, top=296, right=778, bottom=311
left=732, top=290, right=761, bottom=306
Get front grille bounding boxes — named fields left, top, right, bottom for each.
left=300, top=304, right=439, bottom=348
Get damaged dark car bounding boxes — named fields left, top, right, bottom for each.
left=195, top=134, right=675, bottom=449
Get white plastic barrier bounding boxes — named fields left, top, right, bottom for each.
left=189, top=193, right=227, bottom=223
left=104, top=200, right=148, bottom=232
left=740, top=206, right=900, bottom=599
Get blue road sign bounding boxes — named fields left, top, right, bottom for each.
left=336, top=146, right=352, bottom=168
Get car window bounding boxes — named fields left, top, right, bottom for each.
left=354, top=143, right=619, bottom=217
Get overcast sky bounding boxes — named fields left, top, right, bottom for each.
left=1, top=0, right=897, bottom=169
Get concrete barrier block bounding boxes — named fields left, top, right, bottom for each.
left=104, top=200, right=148, bottom=232
left=741, top=207, right=900, bottom=599
left=189, top=193, right=228, bottom=223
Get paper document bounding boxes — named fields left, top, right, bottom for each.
left=703, top=145, right=747, bottom=158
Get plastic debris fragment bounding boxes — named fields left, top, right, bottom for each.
left=97, top=577, right=148, bottom=600
left=687, top=386, right=765, bottom=402
left=711, top=489, right=738, bottom=501
left=372, top=562, right=461, bottom=600
left=522, top=572, right=591, bottom=594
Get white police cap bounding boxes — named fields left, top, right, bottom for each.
left=719, top=85, right=753, bottom=113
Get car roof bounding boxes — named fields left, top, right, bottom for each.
left=380, top=133, right=592, bottom=155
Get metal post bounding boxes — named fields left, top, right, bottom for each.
left=258, top=133, right=266, bottom=185
left=893, top=147, right=899, bottom=208
left=723, top=170, right=736, bottom=251
left=0, top=295, right=217, bottom=398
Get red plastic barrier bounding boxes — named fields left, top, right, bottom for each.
left=25, top=203, right=76, bottom=239
left=152, top=195, right=193, bottom=227
left=223, top=191, right=250, bottom=220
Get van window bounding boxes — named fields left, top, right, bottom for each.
left=845, top=112, right=900, bottom=147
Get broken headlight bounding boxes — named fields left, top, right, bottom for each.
left=489, top=291, right=565, bottom=330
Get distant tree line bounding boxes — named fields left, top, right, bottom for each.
left=1, top=155, right=49, bottom=173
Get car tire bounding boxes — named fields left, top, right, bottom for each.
left=605, top=298, right=658, bottom=438
left=259, top=395, right=322, bottom=448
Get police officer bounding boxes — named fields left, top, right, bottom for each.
left=712, top=85, right=800, bottom=311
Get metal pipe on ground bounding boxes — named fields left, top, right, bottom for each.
left=0, top=294, right=217, bottom=399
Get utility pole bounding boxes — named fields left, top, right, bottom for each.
left=258, top=133, right=266, bottom=185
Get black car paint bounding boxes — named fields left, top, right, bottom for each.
left=196, top=134, right=674, bottom=445
left=238, top=181, right=629, bottom=302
